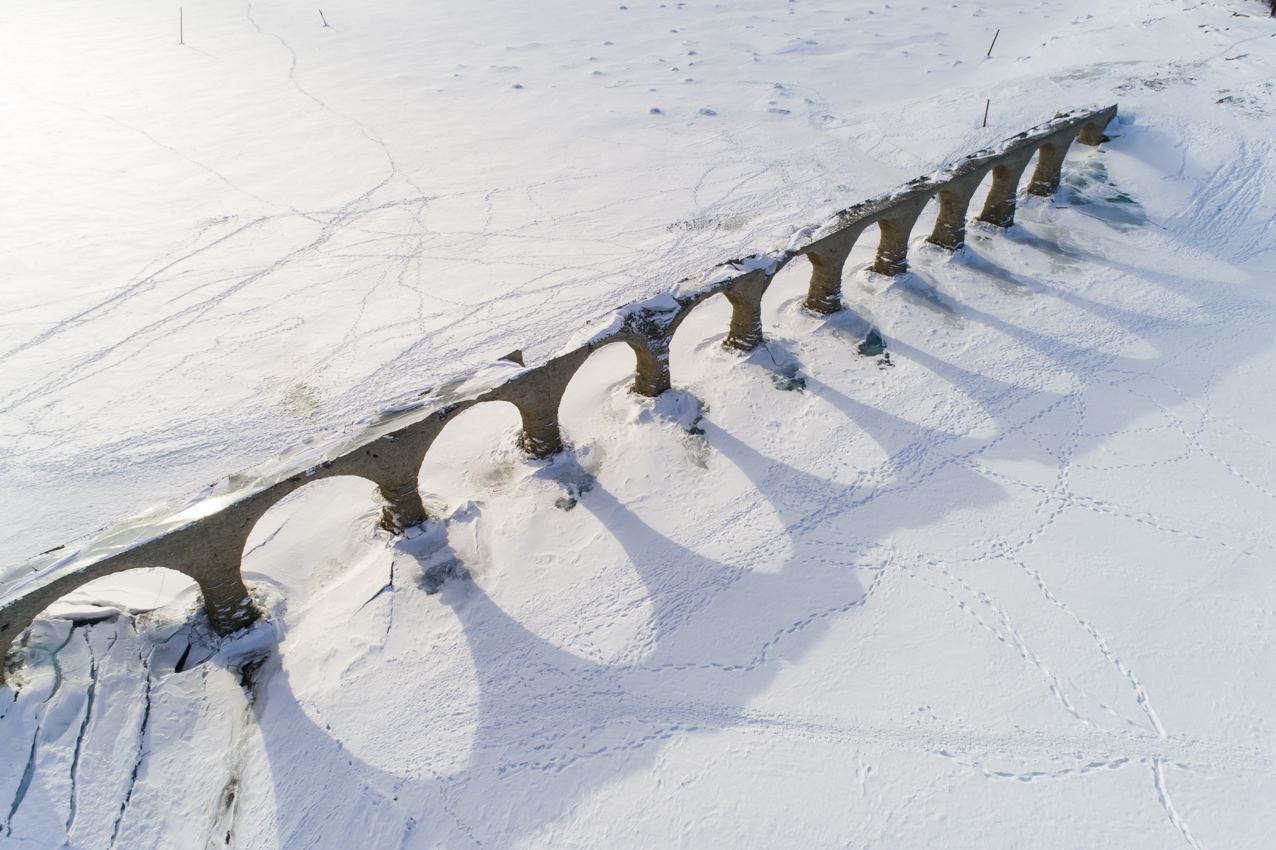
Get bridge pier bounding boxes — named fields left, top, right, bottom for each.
left=871, top=201, right=928, bottom=276
left=723, top=268, right=772, bottom=351
left=803, top=229, right=863, bottom=315
left=1078, top=119, right=1109, bottom=146
left=631, top=340, right=672, bottom=397
left=518, top=404, right=564, bottom=458
left=978, top=151, right=1036, bottom=228
left=497, top=348, right=592, bottom=458
left=928, top=173, right=989, bottom=250
left=376, top=478, right=429, bottom=532
left=193, top=569, right=259, bottom=636
left=1027, top=133, right=1079, bottom=197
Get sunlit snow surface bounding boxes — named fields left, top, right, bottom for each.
left=3, top=0, right=1276, bottom=846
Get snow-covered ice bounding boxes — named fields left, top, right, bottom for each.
left=2, top=0, right=1276, bottom=846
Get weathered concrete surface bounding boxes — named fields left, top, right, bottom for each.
left=490, top=347, right=592, bottom=458
left=723, top=269, right=773, bottom=351
left=1027, top=133, right=1079, bottom=196
left=0, top=104, right=1117, bottom=681
left=802, top=227, right=864, bottom=314
left=926, top=166, right=996, bottom=250
left=871, top=197, right=930, bottom=276
left=976, top=149, right=1035, bottom=228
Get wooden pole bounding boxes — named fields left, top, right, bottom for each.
left=982, top=99, right=990, bottom=128
left=180, top=8, right=184, bottom=44
left=986, top=29, right=999, bottom=57
left=319, top=9, right=329, bottom=26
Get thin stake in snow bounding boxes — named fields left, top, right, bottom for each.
left=319, top=9, right=329, bottom=26
left=982, top=99, right=990, bottom=128
left=986, top=29, right=999, bottom=57
left=180, top=7, right=183, bottom=44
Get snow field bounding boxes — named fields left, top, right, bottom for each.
left=4, top=0, right=1273, bottom=557
left=3, top=0, right=1276, bottom=846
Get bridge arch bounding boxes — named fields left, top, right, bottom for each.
left=6, top=566, right=199, bottom=677
left=557, top=341, right=651, bottom=449
left=799, top=225, right=869, bottom=314
left=761, top=253, right=814, bottom=329
left=869, top=196, right=934, bottom=276
left=51, top=566, right=198, bottom=624
left=667, top=291, right=735, bottom=384
left=0, top=466, right=391, bottom=678
left=239, top=474, right=385, bottom=600
left=416, top=399, right=528, bottom=509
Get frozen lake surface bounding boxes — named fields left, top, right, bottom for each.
left=2, top=0, right=1274, bottom=846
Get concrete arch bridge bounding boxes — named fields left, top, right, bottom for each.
left=0, top=105, right=1118, bottom=680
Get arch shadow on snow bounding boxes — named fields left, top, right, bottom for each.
left=238, top=355, right=1043, bottom=846
left=6, top=191, right=1274, bottom=843
left=22, top=104, right=1273, bottom=845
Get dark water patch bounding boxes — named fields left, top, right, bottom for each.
left=421, top=558, right=469, bottom=595
left=1059, top=160, right=1147, bottom=230
left=234, top=652, right=270, bottom=691
left=858, top=328, right=886, bottom=357
left=770, top=362, right=806, bottom=392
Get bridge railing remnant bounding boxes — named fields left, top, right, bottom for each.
left=0, top=104, right=1118, bottom=680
